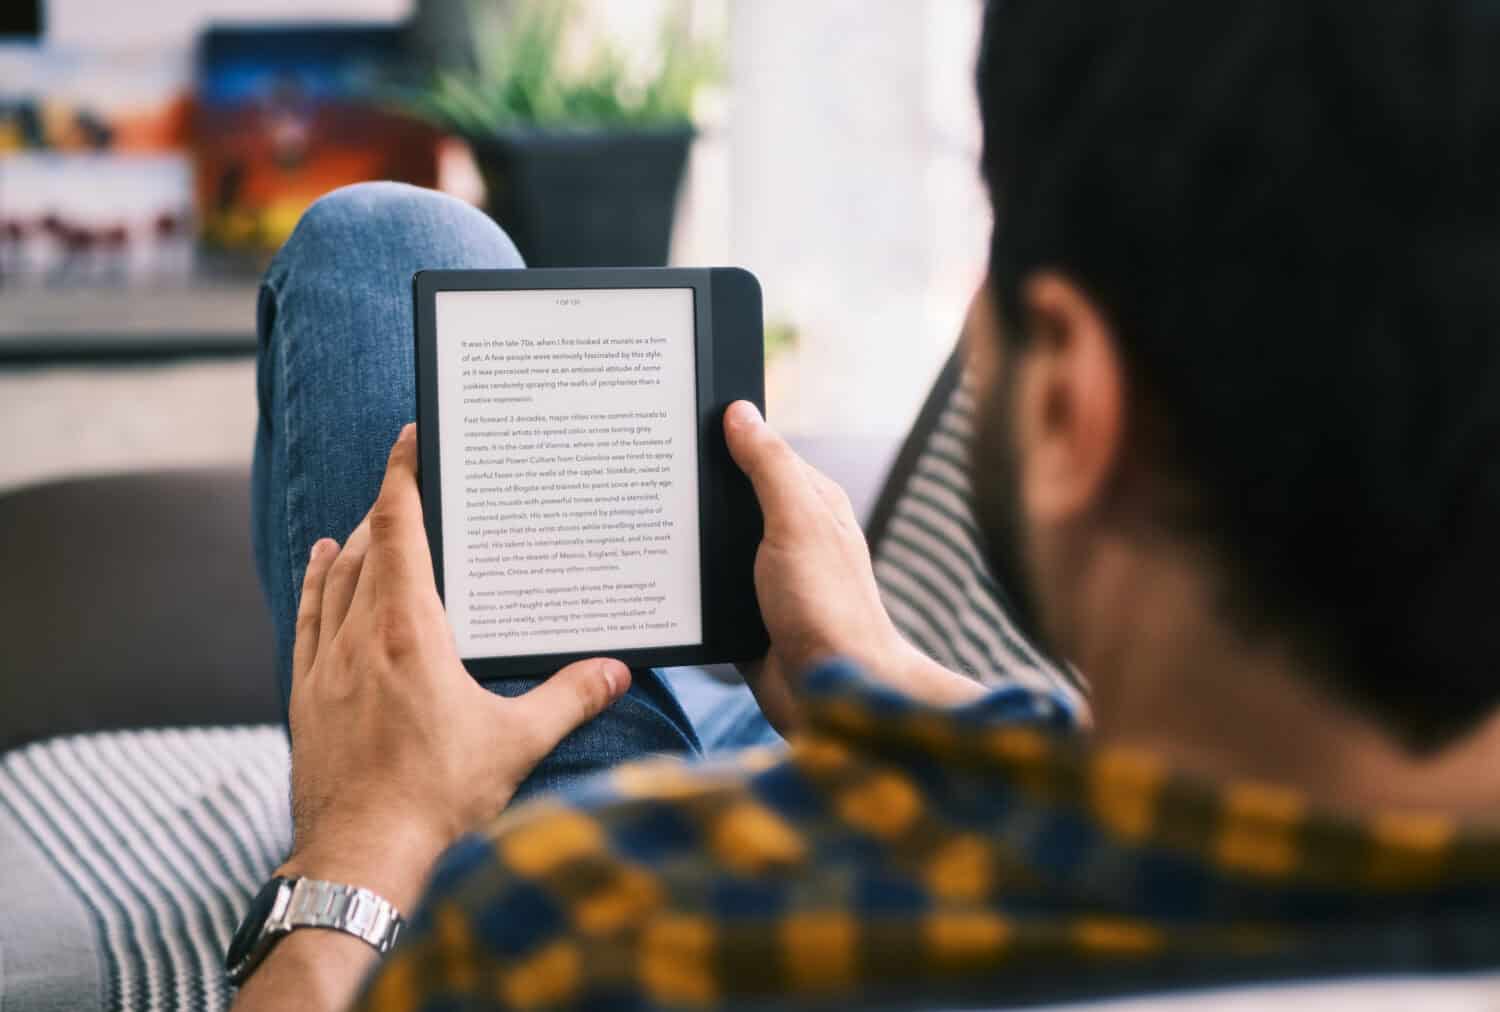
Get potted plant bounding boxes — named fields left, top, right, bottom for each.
left=412, top=0, right=718, bottom=267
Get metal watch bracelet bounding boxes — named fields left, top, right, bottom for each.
left=226, top=876, right=404, bottom=986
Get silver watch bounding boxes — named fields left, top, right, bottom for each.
left=225, top=876, right=405, bottom=986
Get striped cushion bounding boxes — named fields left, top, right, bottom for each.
left=0, top=726, right=291, bottom=1011
left=869, top=362, right=1087, bottom=716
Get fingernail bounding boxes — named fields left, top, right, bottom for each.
left=727, top=401, right=762, bottom=429
left=399, top=422, right=416, bottom=443
left=600, top=659, right=628, bottom=695
left=308, top=539, right=329, bottom=562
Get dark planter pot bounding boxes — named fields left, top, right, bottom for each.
left=468, top=126, right=694, bottom=268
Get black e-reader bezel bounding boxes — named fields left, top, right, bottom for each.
left=413, top=267, right=769, bottom=679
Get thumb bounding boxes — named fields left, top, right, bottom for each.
left=723, top=401, right=819, bottom=535
left=509, top=658, right=632, bottom=762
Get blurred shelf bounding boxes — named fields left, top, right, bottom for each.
left=0, top=283, right=260, bottom=364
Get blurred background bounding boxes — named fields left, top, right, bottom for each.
left=0, top=0, right=990, bottom=493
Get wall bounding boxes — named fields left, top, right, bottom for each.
left=728, top=0, right=988, bottom=437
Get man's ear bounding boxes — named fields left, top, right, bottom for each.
left=1015, top=272, right=1126, bottom=527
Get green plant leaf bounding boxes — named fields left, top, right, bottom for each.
left=410, top=0, right=720, bottom=133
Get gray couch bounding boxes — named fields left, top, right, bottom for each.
left=0, top=468, right=281, bottom=752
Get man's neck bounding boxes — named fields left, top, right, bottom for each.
left=1070, top=537, right=1500, bottom=818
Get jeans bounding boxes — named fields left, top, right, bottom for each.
left=251, top=182, right=778, bottom=801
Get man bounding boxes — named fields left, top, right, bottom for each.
left=234, top=0, right=1500, bottom=1008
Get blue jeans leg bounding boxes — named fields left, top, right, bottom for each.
left=251, top=181, right=703, bottom=799
left=663, top=667, right=784, bottom=755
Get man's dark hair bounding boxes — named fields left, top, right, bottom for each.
left=976, top=0, right=1500, bottom=750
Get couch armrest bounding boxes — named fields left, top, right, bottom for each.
left=0, top=468, right=280, bottom=751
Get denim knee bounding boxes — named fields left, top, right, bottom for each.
left=267, top=181, right=524, bottom=291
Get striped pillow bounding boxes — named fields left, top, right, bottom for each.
left=867, top=352, right=1087, bottom=716
left=0, top=726, right=291, bottom=1012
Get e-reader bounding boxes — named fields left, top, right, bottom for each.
left=413, top=267, right=769, bottom=678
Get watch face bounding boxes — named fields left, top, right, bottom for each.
left=226, top=877, right=285, bottom=972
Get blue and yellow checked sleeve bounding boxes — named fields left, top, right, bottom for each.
left=352, top=660, right=1500, bottom=1011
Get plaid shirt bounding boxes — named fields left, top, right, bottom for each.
left=355, top=661, right=1500, bottom=1010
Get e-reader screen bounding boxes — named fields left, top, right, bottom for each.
left=433, top=287, right=703, bottom=660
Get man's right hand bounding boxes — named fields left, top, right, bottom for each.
left=723, top=401, right=986, bottom=733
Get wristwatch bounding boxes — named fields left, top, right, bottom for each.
left=224, top=876, right=405, bottom=986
